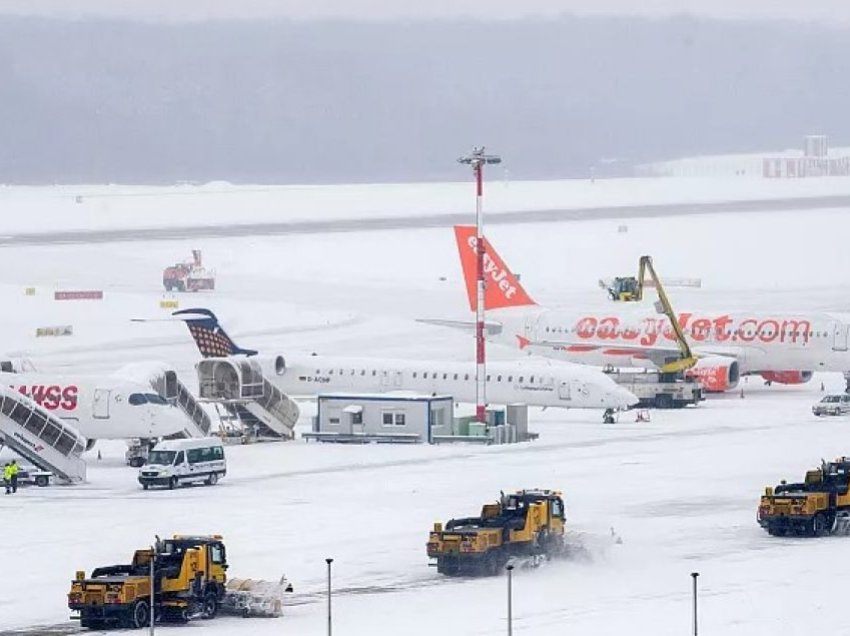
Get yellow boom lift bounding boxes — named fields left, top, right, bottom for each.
left=605, top=255, right=697, bottom=375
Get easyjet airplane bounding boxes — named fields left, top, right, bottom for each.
left=174, top=309, right=638, bottom=413
left=422, top=225, right=850, bottom=392
left=0, top=360, right=200, bottom=445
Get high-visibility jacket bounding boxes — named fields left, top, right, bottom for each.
left=9, top=463, right=18, bottom=477
left=3, top=465, right=12, bottom=481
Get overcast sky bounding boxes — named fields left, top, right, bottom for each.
left=2, top=0, right=850, bottom=23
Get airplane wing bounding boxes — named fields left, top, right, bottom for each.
left=416, top=318, right=504, bottom=335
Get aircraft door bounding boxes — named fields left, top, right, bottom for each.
left=92, top=388, right=111, bottom=419
left=558, top=380, right=571, bottom=400
left=163, top=371, right=179, bottom=401
left=833, top=323, right=850, bottom=352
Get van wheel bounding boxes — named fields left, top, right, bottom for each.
left=207, top=473, right=219, bottom=486
left=35, top=475, right=49, bottom=487
left=168, top=476, right=178, bottom=490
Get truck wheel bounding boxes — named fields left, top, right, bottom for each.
left=35, top=475, right=49, bottom=487
left=656, top=394, right=673, bottom=409
left=202, top=590, right=218, bottom=619
left=131, top=600, right=150, bottom=628
left=142, top=483, right=149, bottom=490
left=168, top=476, right=178, bottom=490
left=813, top=513, right=827, bottom=537
left=207, top=472, right=219, bottom=486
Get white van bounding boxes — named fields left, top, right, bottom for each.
left=138, top=438, right=226, bottom=490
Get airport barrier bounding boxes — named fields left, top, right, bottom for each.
left=36, top=325, right=74, bottom=337
left=54, top=290, right=103, bottom=300
left=24, top=287, right=35, bottom=296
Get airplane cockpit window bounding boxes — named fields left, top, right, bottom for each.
left=128, top=393, right=147, bottom=406
left=144, top=393, right=169, bottom=405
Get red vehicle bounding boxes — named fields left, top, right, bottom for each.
left=163, top=250, right=215, bottom=292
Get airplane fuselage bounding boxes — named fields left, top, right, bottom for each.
left=259, top=354, right=638, bottom=410
left=492, top=306, right=850, bottom=374
left=1, top=372, right=192, bottom=440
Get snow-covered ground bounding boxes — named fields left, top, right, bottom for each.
left=2, top=175, right=850, bottom=234
left=1, top=182, right=849, bottom=634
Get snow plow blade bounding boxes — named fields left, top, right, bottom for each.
left=220, top=576, right=294, bottom=618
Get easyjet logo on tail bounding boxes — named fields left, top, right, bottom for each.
left=453, top=226, right=536, bottom=311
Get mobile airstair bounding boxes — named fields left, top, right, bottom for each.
left=148, top=366, right=213, bottom=438
left=196, top=358, right=299, bottom=439
left=0, top=386, right=87, bottom=483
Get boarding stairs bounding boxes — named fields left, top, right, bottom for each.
left=149, top=369, right=213, bottom=438
left=197, top=358, right=299, bottom=439
left=0, top=386, right=87, bottom=483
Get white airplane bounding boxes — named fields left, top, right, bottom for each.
left=422, top=225, right=850, bottom=392
left=175, top=309, right=638, bottom=412
left=0, top=360, right=201, bottom=445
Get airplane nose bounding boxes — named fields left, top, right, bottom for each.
left=611, top=387, right=639, bottom=408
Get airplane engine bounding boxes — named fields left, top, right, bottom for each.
left=0, top=357, right=36, bottom=373
left=85, top=439, right=97, bottom=451
left=685, top=356, right=740, bottom=392
left=760, top=370, right=813, bottom=385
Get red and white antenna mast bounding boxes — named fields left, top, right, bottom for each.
left=458, top=146, right=501, bottom=424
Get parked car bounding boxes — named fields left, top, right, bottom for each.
left=812, top=394, right=850, bottom=416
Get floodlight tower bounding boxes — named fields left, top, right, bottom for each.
left=458, top=146, right=502, bottom=423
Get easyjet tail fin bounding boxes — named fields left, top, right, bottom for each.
left=454, top=225, right=536, bottom=312
left=172, top=308, right=258, bottom=358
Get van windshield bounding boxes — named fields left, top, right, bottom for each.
left=148, top=450, right=177, bottom=466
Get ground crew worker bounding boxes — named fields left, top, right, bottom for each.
left=9, top=459, right=19, bottom=493
left=3, top=462, right=11, bottom=495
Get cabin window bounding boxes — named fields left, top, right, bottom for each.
left=486, top=375, right=491, bottom=381
left=453, top=374, right=458, bottom=380
left=350, top=369, right=355, bottom=376
left=464, top=374, right=470, bottom=381
left=508, top=376, right=513, bottom=382
left=497, top=375, right=502, bottom=382
left=329, top=369, right=334, bottom=375
left=432, top=373, right=438, bottom=379
left=372, top=370, right=377, bottom=376
left=316, top=369, right=321, bottom=374
left=443, top=373, right=448, bottom=380
left=530, top=376, right=535, bottom=383
left=413, top=372, right=417, bottom=378
left=360, top=369, right=365, bottom=376
left=519, top=376, right=524, bottom=383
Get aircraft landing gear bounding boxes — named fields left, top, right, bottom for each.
left=603, top=408, right=616, bottom=424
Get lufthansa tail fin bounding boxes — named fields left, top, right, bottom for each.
left=454, top=225, right=536, bottom=312
left=172, top=308, right=258, bottom=358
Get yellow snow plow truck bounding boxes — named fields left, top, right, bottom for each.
left=427, top=489, right=567, bottom=576
left=758, top=458, right=850, bottom=537
left=68, top=534, right=228, bottom=629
